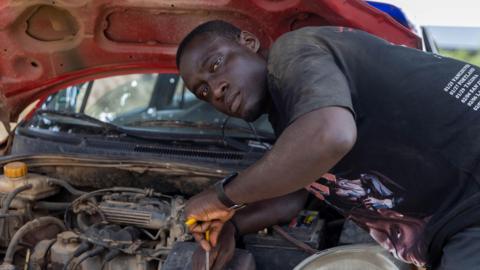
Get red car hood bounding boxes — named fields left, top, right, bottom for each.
left=0, top=0, right=420, bottom=121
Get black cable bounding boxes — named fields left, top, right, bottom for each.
left=221, top=116, right=231, bottom=147
left=34, top=201, right=70, bottom=211
left=101, top=249, right=121, bottom=270
left=220, top=117, right=253, bottom=152
left=247, top=121, right=272, bottom=150
left=71, top=246, right=105, bottom=270
left=0, top=184, right=33, bottom=241
left=272, top=225, right=318, bottom=255
left=3, top=217, right=65, bottom=264
left=62, top=241, right=91, bottom=270
left=46, top=178, right=86, bottom=196
left=0, top=184, right=32, bottom=215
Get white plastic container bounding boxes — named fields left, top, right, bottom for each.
left=0, top=162, right=59, bottom=201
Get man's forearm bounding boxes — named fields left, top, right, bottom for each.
left=231, top=189, right=308, bottom=235
left=225, top=107, right=356, bottom=205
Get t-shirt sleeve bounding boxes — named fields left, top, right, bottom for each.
left=267, top=30, right=355, bottom=126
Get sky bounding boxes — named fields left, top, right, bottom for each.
left=382, top=0, right=480, bottom=27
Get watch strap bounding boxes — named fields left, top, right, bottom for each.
left=214, top=173, right=243, bottom=209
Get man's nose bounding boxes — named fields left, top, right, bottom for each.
left=212, top=82, right=228, bottom=100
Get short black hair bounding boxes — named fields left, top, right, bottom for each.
left=176, top=20, right=241, bottom=68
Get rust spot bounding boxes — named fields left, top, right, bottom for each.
left=26, top=5, right=79, bottom=41
left=13, top=56, right=42, bottom=77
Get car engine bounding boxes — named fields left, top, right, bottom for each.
left=0, top=162, right=192, bottom=270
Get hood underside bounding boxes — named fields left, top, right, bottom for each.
left=0, top=0, right=421, bottom=120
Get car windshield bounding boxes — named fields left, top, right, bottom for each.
left=28, top=73, right=274, bottom=139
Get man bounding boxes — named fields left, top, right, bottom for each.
left=177, top=20, right=480, bottom=270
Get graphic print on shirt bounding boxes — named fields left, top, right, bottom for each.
left=443, top=63, right=480, bottom=110
left=306, top=172, right=430, bottom=267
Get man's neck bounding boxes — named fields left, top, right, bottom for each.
left=259, top=48, right=269, bottom=60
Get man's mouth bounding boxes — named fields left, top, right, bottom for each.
left=230, top=94, right=242, bottom=113
left=226, top=91, right=242, bottom=114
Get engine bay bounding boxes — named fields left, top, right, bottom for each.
left=0, top=160, right=409, bottom=270
left=0, top=162, right=196, bottom=270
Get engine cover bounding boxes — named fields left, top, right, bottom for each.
left=98, top=196, right=174, bottom=230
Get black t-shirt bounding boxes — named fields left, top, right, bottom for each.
left=267, top=26, right=480, bottom=268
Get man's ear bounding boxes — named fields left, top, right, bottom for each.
left=238, top=31, right=260, bottom=53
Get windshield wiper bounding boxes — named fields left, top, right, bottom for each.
left=36, top=110, right=129, bottom=134
left=35, top=110, right=178, bottom=142
left=35, top=110, right=273, bottom=151
left=126, top=119, right=274, bottom=139
left=127, top=119, right=274, bottom=151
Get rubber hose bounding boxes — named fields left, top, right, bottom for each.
left=0, top=184, right=33, bottom=243
left=71, top=246, right=105, bottom=270
left=34, top=201, right=70, bottom=211
left=0, top=184, right=33, bottom=215
left=272, top=225, right=318, bottom=255
left=3, top=216, right=65, bottom=264
left=46, top=179, right=86, bottom=196
left=62, top=241, right=91, bottom=270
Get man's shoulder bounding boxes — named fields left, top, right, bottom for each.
left=271, top=26, right=362, bottom=48
left=275, top=26, right=344, bottom=40
left=267, top=27, right=333, bottom=71
left=270, top=26, right=333, bottom=50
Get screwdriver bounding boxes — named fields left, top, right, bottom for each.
left=186, top=218, right=210, bottom=270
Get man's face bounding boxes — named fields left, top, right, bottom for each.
left=179, top=33, right=268, bottom=121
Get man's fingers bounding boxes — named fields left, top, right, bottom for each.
left=189, top=221, right=212, bottom=233
left=306, top=186, right=325, bottom=200
left=189, top=210, right=234, bottom=223
left=193, top=232, right=211, bottom=251
left=311, top=182, right=330, bottom=194
left=208, top=221, right=225, bottom=247
left=322, top=173, right=337, bottom=182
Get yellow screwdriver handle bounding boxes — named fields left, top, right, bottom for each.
left=185, top=218, right=211, bottom=240
left=205, top=230, right=210, bottom=241
left=185, top=218, right=197, bottom=226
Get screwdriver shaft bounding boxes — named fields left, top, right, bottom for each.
left=206, top=251, right=209, bottom=270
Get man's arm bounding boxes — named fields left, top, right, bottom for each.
left=226, top=106, right=356, bottom=204
left=232, top=189, right=309, bottom=235
left=185, top=106, right=355, bottom=249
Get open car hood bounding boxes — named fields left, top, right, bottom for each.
left=0, top=0, right=421, bottom=120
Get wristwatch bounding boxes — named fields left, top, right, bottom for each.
left=214, top=172, right=246, bottom=210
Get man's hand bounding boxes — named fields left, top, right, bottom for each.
left=192, top=221, right=236, bottom=270
left=186, top=188, right=235, bottom=251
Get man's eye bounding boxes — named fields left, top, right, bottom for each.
left=199, top=86, right=209, bottom=97
left=210, top=56, right=224, bottom=72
